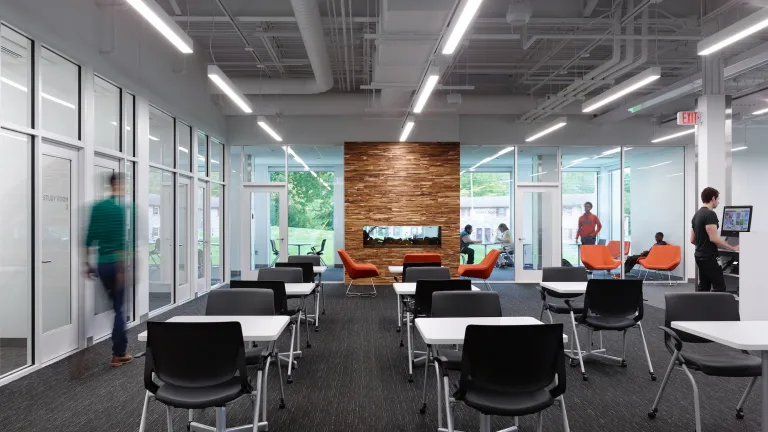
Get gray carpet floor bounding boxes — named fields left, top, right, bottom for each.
left=0, top=283, right=761, bottom=432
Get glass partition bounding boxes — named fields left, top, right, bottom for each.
left=94, top=76, right=120, bottom=151
left=197, top=131, right=208, bottom=177
left=149, top=106, right=174, bottom=167
left=1, top=26, right=32, bottom=128
left=517, top=147, right=558, bottom=183
left=40, top=47, right=80, bottom=139
left=148, top=168, right=174, bottom=311
left=177, top=122, right=191, bottom=172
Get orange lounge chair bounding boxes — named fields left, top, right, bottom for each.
left=458, top=249, right=501, bottom=290
left=581, top=245, right=620, bottom=278
left=338, top=249, right=380, bottom=297
left=638, top=245, right=681, bottom=285
left=607, top=240, right=631, bottom=259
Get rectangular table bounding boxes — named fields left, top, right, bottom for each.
left=311, top=267, right=327, bottom=329
left=672, top=320, right=768, bottom=432
left=392, top=283, right=480, bottom=333
left=539, top=281, right=588, bottom=295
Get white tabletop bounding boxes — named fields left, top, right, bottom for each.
left=539, top=281, right=588, bottom=294
left=415, top=316, right=568, bottom=345
left=285, top=283, right=316, bottom=296
left=289, top=242, right=312, bottom=246
left=671, top=321, right=768, bottom=351
left=393, top=283, right=480, bottom=296
left=389, top=265, right=403, bottom=274
left=313, top=266, right=327, bottom=274
left=137, top=315, right=290, bottom=342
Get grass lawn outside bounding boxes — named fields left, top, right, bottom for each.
left=271, top=226, right=335, bottom=265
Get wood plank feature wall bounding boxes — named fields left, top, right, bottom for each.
left=343, top=142, right=460, bottom=284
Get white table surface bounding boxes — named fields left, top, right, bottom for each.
left=313, top=266, right=327, bottom=274
left=389, top=265, right=403, bottom=274
left=137, top=315, right=290, bottom=342
left=539, top=281, right=588, bottom=294
left=393, top=283, right=480, bottom=296
left=671, top=321, right=768, bottom=351
left=415, top=316, right=568, bottom=345
left=285, top=283, right=317, bottom=296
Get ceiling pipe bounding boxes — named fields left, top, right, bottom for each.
left=597, top=0, right=636, bottom=80
left=213, top=0, right=270, bottom=77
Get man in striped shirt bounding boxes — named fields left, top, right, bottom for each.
left=84, top=173, right=133, bottom=367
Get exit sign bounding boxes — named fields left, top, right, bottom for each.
left=677, top=111, right=700, bottom=125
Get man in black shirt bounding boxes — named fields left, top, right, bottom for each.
left=623, top=232, right=667, bottom=275
left=691, top=187, right=739, bottom=292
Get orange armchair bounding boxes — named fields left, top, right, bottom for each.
left=606, top=240, right=631, bottom=259
left=338, top=249, right=380, bottom=297
left=458, top=249, right=501, bottom=290
left=580, top=245, right=620, bottom=278
left=403, top=253, right=442, bottom=264
left=638, top=245, right=681, bottom=285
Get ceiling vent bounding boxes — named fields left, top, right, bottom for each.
left=506, top=0, right=532, bottom=27
left=447, top=93, right=462, bottom=105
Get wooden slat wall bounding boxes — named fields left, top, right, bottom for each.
left=343, top=142, right=460, bottom=284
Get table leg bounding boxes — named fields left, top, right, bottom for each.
left=397, top=294, right=402, bottom=333
left=314, top=287, right=320, bottom=331
left=762, top=351, right=768, bottom=432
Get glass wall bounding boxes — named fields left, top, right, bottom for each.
left=197, top=131, right=208, bottom=177
left=94, top=76, right=120, bottom=151
left=40, top=47, right=80, bottom=139
left=149, top=107, right=174, bottom=167
left=124, top=93, right=135, bottom=157
left=210, top=138, right=223, bottom=181
left=177, top=122, right=191, bottom=172
left=148, top=168, right=174, bottom=311
left=210, top=183, right=223, bottom=285
left=1, top=26, right=32, bottom=128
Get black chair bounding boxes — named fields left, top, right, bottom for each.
left=649, top=293, right=760, bottom=431
left=269, top=239, right=280, bottom=266
left=309, top=239, right=327, bottom=265
left=539, top=266, right=588, bottom=322
left=288, top=255, right=326, bottom=316
left=567, top=279, right=655, bottom=382
left=405, top=279, right=472, bottom=382
left=397, top=267, right=451, bottom=344
left=420, top=291, right=501, bottom=421
left=149, top=238, right=161, bottom=268
left=446, top=324, right=570, bottom=432
left=275, top=262, right=315, bottom=284
left=139, top=321, right=257, bottom=432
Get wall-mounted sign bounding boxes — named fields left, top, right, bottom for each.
left=677, top=111, right=700, bottom=126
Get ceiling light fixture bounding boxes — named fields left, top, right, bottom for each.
left=751, top=107, right=768, bottom=115
left=525, top=117, right=567, bottom=142
left=209, top=65, right=252, bottom=113
left=469, top=146, right=514, bottom=170
left=442, top=0, right=484, bottom=55
left=651, top=128, right=696, bottom=143
left=583, top=67, right=661, bottom=113
left=563, top=157, right=590, bottom=169
left=257, top=116, right=283, bottom=142
left=413, top=67, right=440, bottom=114
left=698, top=7, right=768, bottom=56
left=126, top=0, right=194, bottom=53
left=284, top=146, right=309, bottom=171
left=399, top=116, right=415, bottom=142
left=732, top=146, right=748, bottom=152
left=591, top=147, right=621, bottom=159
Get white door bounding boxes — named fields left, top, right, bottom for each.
left=177, top=177, right=193, bottom=301
left=514, top=186, right=560, bottom=282
left=40, top=142, right=80, bottom=362
left=91, top=155, right=120, bottom=340
left=240, top=185, right=288, bottom=280
left=196, top=182, right=209, bottom=293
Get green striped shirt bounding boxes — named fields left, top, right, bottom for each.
left=85, top=196, right=132, bottom=263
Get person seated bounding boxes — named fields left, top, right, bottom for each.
left=495, top=223, right=514, bottom=268
left=460, top=224, right=481, bottom=264
left=624, top=232, right=667, bottom=275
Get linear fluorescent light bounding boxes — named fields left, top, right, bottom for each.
left=178, top=146, right=189, bottom=153
left=637, top=161, right=672, bottom=170
left=583, top=67, right=661, bottom=113
left=752, top=107, right=768, bottom=115
left=698, top=8, right=768, bottom=56
left=399, top=116, right=415, bottom=142
left=284, top=146, right=309, bottom=170
left=525, top=117, right=567, bottom=142
left=442, top=0, right=484, bottom=55
left=126, top=0, right=193, bottom=53
left=257, top=116, right=283, bottom=142
left=732, top=146, right=748, bottom=151
left=413, top=68, right=440, bottom=113
left=209, top=65, right=252, bottom=113
left=469, top=146, right=514, bottom=170
left=628, top=78, right=702, bottom=114
left=149, top=135, right=160, bottom=141
left=651, top=128, right=696, bottom=143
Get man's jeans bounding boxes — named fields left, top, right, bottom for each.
left=97, top=262, right=127, bottom=357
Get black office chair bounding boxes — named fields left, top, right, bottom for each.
left=539, top=267, right=588, bottom=362
left=139, top=321, right=257, bottom=432
left=275, top=261, right=318, bottom=332
left=405, top=279, right=471, bottom=383
left=149, top=238, right=161, bottom=268
left=446, top=324, right=570, bottom=432
left=398, top=261, right=441, bottom=283
left=421, top=291, right=501, bottom=422
left=649, top=293, right=760, bottom=431
left=269, top=239, right=280, bottom=266
left=567, top=279, right=655, bottom=382
left=288, top=255, right=326, bottom=316
left=396, top=266, right=451, bottom=343
left=309, top=239, right=327, bottom=265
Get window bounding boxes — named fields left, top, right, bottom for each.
left=178, top=122, right=191, bottom=172
left=124, top=93, right=135, bottom=157
left=40, top=47, right=80, bottom=139
left=210, top=183, right=224, bottom=285
left=152, top=227, right=159, bottom=237
left=153, top=206, right=159, bottom=215
left=210, top=138, right=223, bottom=181
left=197, top=131, right=208, bottom=177
left=94, top=76, right=120, bottom=151
left=149, top=106, right=174, bottom=167
left=149, top=168, right=174, bottom=311
left=1, top=26, right=32, bottom=128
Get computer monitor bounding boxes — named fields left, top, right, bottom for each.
left=721, top=206, right=753, bottom=237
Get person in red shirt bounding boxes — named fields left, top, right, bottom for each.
left=576, top=201, right=602, bottom=245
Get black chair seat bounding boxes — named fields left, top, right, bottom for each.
left=435, top=349, right=463, bottom=371
left=583, top=315, right=636, bottom=330
left=462, top=385, right=555, bottom=417
left=681, top=350, right=761, bottom=377
left=155, top=377, right=247, bottom=409
left=546, top=302, right=584, bottom=315
left=245, top=347, right=270, bottom=367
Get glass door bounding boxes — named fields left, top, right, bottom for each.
left=240, top=185, right=287, bottom=280
left=177, top=177, right=192, bottom=302
left=91, top=155, right=120, bottom=340
left=196, top=182, right=209, bottom=293
left=40, top=142, right=80, bottom=362
left=515, top=186, right=560, bottom=282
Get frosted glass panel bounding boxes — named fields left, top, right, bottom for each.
left=178, top=182, right=189, bottom=286
left=1, top=26, right=32, bottom=128
left=40, top=48, right=79, bottom=139
left=94, top=76, right=120, bottom=151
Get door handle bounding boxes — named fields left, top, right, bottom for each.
left=42, top=260, right=52, bottom=263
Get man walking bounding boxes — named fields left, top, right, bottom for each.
left=691, top=187, right=738, bottom=292
left=84, top=173, right=132, bottom=367
left=576, top=201, right=602, bottom=245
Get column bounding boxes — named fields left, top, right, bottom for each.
left=695, top=55, right=729, bottom=206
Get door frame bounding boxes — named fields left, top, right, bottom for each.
left=177, top=176, right=193, bottom=302
left=38, top=141, right=81, bottom=363
left=514, top=184, right=561, bottom=283
left=196, top=181, right=210, bottom=294
left=240, top=183, right=288, bottom=280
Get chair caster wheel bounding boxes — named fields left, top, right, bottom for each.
left=419, top=404, right=426, bottom=414
left=399, top=341, right=404, bottom=347
left=315, top=327, right=319, bottom=332
left=736, top=409, right=744, bottom=419
left=306, top=343, right=312, bottom=348
left=650, top=373, right=657, bottom=381
left=287, top=378, right=293, bottom=384
left=322, top=310, right=326, bottom=315
left=648, top=409, right=657, bottom=419
left=582, top=374, right=588, bottom=382
left=408, top=376, right=414, bottom=383
left=620, top=360, right=627, bottom=367
left=569, top=359, right=578, bottom=367
left=279, top=399, right=286, bottom=409
left=397, top=328, right=401, bottom=333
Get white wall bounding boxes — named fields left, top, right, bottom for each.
left=732, top=126, right=768, bottom=231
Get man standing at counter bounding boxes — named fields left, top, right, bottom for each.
left=691, top=187, right=738, bottom=292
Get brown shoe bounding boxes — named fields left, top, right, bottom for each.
left=110, top=354, right=133, bottom=367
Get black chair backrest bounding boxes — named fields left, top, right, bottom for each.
left=228, top=281, right=287, bottom=315
left=665, top=292, right=739, bottom=344
left=414, top=279, right=472, bottom=316
left=404, top=266, right=450, bottom=283
left=257, top=267, right=303, bottom=283
left=403, top=261, right=441, bottom=281
left=145, top=321, right=248, bottom=391
left=205, top=288, right=275, bottom=316
left=582, top=279, right=644, bottom=322
left=275, top=262, right=314, bottom=283
left=540, top=266, right=588, bottom=299
left=432, top=291, right=502, bottom=318
left=270, top=239, right=279, bottom=254
left=288, top=255, right=321, bottom=266
left=316, top=239, right=326, bottom=253
left=459, top=324, right=565, bottom=400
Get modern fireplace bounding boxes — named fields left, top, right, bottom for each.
left=363, top=226, right=441, bottom=248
